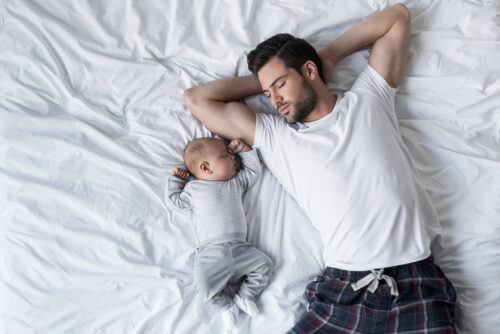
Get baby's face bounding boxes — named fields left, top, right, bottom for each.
left=203, top=140, right=237, bottom=180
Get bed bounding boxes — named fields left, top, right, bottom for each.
left=1, top=0, right=499, bottom=333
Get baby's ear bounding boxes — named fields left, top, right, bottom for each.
left=200, top=161, right=212, bottom=174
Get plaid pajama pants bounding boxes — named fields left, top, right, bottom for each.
left=288, top=257, right=456, bottom=334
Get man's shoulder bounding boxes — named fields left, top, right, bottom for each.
left=257, top=111, right=284, bottom=121
left=349, top=65, right=397, bottom=94
left=256, top=111, right=288, bottom=129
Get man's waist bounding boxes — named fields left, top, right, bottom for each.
left=324, top=248, right=431, bottom=272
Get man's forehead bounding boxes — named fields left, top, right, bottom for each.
left=258, top=57, right=288, bottom=88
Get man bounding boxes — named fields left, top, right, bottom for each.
left=184, top=3, right=456, bottom=333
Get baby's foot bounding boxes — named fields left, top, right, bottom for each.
left=221, top=303, right=239, bottom=329
left=234, top=295, right=260, bottom=317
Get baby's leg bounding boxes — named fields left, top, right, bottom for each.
left=231, top=242, right=274, bottom=315
left=194, top=243, right=235, bottom=310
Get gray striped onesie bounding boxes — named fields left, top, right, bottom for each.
left=167, top=149, right=273, bottom=310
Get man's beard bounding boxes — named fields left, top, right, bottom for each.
left=287, top=78, right=318, bottom=124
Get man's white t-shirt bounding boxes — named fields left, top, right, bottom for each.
left=254, top=65, right=442, bottom=271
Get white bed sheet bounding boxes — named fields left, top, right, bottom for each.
left=1, top=0, right=499, bottom=333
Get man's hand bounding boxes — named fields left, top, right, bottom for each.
left=317, top=48, right=336, bottom=83
left=171, top=168, right=190, bottom=180
left=227, top=139, right=251, bottom=154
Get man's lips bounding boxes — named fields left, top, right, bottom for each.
left=279, top=104, right=290, bottom=115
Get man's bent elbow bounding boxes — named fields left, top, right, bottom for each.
left=183, top=88, right=197, bottom=109
left=394, top=3, right=411, bottom=22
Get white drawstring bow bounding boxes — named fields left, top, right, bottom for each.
left=351, top=269, right=399, bottom=296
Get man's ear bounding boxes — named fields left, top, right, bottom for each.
left=200, top=161, right=212, bottom=174
left=302, top=60, right=318, bottom=81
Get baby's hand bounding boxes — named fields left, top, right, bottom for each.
left=171, top=168, right=190, bottom=180
left=227, top=139, right=251, bottom=154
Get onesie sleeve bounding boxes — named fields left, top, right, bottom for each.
left=234, top=149, right=262, bottom=190
left=165, top=175, right=193, bottom=210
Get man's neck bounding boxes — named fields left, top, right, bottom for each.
left=301, top=88, right=337, bottom=123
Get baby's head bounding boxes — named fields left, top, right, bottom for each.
left=184, top=137, right=238, bottom=181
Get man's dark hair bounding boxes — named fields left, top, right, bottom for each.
left=247, top=33, right=325, bottom=83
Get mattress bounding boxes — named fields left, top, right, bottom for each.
left=1, top=0, right=499, bottom=333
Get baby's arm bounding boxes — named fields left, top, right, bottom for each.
left=228, top=139, right=262, bottom=189
left=166, top=168, right=193, bottom=209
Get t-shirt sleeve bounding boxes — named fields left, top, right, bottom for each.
left=253, top=112, right=287, bottom=167
left=350, top=65, right=398, bottom=117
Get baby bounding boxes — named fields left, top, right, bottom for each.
left=166, top=137, right=273, bottom=330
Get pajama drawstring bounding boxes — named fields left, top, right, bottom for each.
left=351, top=269, right=399, bottom=296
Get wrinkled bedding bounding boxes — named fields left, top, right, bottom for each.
left=1, top=0, right=499, bottom=333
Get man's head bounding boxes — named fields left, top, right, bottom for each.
left=247, top=33, right=324, bottom=124
left=184, top=137, right=238, bottom=181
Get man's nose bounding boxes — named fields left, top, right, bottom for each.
left=271, top=93, right=283, bottom=107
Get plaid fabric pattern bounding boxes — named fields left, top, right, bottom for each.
left=288, top=257, right=456, bottom=334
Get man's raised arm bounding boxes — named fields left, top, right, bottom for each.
left=318, top=3, right=411, bottom=88
left=183, top=76, right=262, bottom=146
